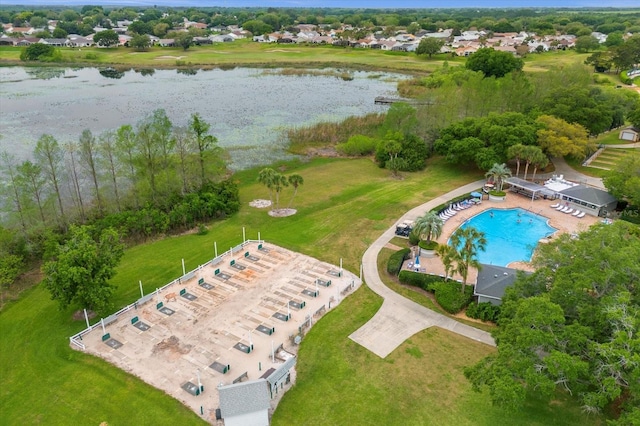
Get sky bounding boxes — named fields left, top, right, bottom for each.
left=5, top=0, right=640, bottom=7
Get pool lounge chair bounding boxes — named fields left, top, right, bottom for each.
left=577, top=212, right=586, bottom=218
left=564, top=208, right=574, bottom=214
left=556, top=205, right=566, bottom=211
left=572, top=210, right=581, bottom=217
left=550, top=203, right=560, bottom=208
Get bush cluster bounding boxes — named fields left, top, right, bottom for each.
left=387, top=248, right=411, bottom=275
left=620, top=71, right=633, bottom=85
left=336, top=135, right=377, bottom=156
left=398, top=270, right=443, bottom=291
left=466, top=302, right=501, bottom=322
left=93, top=179, right=239, bottom=240
left=398, top=271, right=473, bottom=313
left=432, top=281, right=474, bottom=314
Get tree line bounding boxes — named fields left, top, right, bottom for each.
left=0, top=110, right=239, bottom=296
left=3, top=5, right=640, bottom=40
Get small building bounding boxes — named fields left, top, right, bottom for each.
left=474, top=264, right=528, bottom=305
left=264, top=356, right=296, bottom=398
left=619, top=127, right=639, bottom=142
left=218, top=379, right=270, bottom=426
left=558, top=185, right=617, bottom=217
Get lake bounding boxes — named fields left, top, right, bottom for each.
left=0, top=66, right=402, bottom=170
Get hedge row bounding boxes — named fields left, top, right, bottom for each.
left=430, top=191, right=476, bottom=214
left=398, top=270, right=473, bottom=314
left=432, top=280, right=474, bottom=314
left=387, top=248, right=411, bottom=275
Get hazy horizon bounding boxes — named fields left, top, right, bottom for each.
left=3, top=0, right=640, bottom=8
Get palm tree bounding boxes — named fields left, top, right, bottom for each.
left=450, top=226, right=487, bottom=293
left=531, top=151, right=549, bottom=183
left=484, top=163, right=512, bottom=192
left=257, top=168, right=277, bottom=209
left=412, top=211, right=444, bottom=243
left=435, top=244, right=459, bottom=281
left=287, top=174, right=304, bottom=209
left=507, top=144, right=527, bottom=177
left=522, top=145, right=543, bottom=181
left=272, top=173, right=289, bottom=210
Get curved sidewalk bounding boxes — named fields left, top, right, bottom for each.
left=349, top=180, right=496, bottom=359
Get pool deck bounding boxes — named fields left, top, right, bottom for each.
left=427, top=193, right=600, bottom=274
left=351, top=183, right=602, bottom=358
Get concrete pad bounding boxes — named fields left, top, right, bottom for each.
left=76, top=242, right=361, bottom=423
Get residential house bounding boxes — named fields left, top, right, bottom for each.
left=67, top=35, right=93, bottom=47
left=210, top=34, right=234, bottom=43
left=7, top=26, right=36, bottom=35
left=158, top=38, right=175, bottom=47
left=0, top=36, right=16, bottom=46
left=40, top=38, right=67, bottom=46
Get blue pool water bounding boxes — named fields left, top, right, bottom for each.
left=451, top=208, right=557, bottom=267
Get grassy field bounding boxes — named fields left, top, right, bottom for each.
left=272, top=284, right=600, bottom=426
left=0, top=40, right=597, bottom=78
left=0, top=156, right=603, bottom=425
left=0, top=39, right=450, bottom=74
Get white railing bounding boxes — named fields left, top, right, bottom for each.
left=69, top=238, right=264, bottom=350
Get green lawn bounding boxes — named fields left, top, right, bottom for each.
left=0, top=39, right=594, bottom=76
left=0, top=40, right=449, bottom=74
left=0, top=157, right=602, bottom=425
left=272, top=284, right=601, bottom=426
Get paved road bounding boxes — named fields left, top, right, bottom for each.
left=349, top=180, right=496, bottom=359
left=550, top=156, right=605, bottom=189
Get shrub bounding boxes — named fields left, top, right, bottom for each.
left=20, top=44, right=61, bottom=62
left=620, top=71, right=633, bottom=85
left=387, top=248, right=411, bottom=276
left=466, top=302, right=501, bottom=322
left=418, top=240, right=438, bottom=250
left=398, top=270, right=444, bottom=291
left=489, top=190, right=506, bottom=197
left=336, top=135, right=377, bottom=156
left=431, top=280, right=474, bottom=314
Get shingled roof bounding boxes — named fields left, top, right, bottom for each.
left=218, top=379, right=270, bottom=419
left=475, top=264, right=529, bottom=302
left=559, top=185, right=616, bottom=206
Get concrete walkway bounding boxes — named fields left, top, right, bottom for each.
left=349, top=180, right=496, bottom=359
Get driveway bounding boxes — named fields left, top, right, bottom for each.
left=349, top=180, right=496, bottom=358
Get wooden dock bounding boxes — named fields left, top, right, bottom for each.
left=374, top=96, right=433, bottom=106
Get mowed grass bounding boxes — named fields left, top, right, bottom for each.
left=0, top=40, right=453, bottom=74
left=0, top=157, right=481, bottom=424
left=0, top=157, right=601, bottom=425
left=272, top=284, right=601, bottom=426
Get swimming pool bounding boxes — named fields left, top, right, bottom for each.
left=451, top=208, right=557, bottom=267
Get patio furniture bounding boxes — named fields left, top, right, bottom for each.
left=572, top=210, right=581, bottom=217
left=577, top=212, right=586, bottom=218
left=550, top=203, right=560, bottom=208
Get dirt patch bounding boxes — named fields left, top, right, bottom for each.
left=249, top=199, right=272, bottom=209
left=266, top=49, right=301, bottom=53
left=268, top=208, right=297, bottom=217
left=73, top=310, right=97, bottom=321
left=306, top=147, right=340, bottom=157
left=153, top=335, right=192, bottom=359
